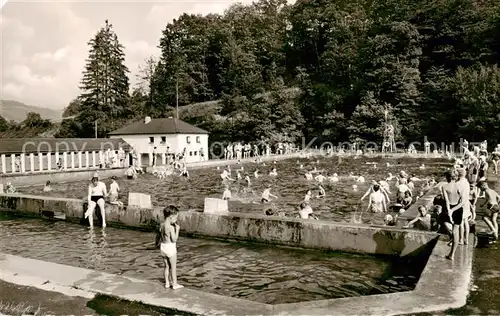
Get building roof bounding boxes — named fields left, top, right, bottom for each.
left=109, top=117, right=209, bottom=136
left=0, top=138, right=131, bottom=155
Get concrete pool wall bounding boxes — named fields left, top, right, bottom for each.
left=0, top=193, right=438, bottom=256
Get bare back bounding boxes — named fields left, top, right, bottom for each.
left=442, top=181, right=460, bottom=205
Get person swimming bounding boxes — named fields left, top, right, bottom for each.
left=43, top=181, right=52, bottom=192
left=304, top=171, right=313, bottom=180
left=304, top=189, right=312, bottom=203
left=254, top=170, right=260, bottom=178
left=329, top=173, right=339, bottom=182
left=315, top=172, right=325, bottom=183
left=244, top=173, right=251, bottom=187
left=261, top=185, right=278, bottom=203
left=299, top=202, right=318, bottom=220
left=222, top=186, right=231, bottom=200
left=366, top=184, right=386, bottom=213
left=269, top=168, right=278, bottom=176
left=316, top=184, right=326, bottom=198
left=220, top=169, right=234, bottom=181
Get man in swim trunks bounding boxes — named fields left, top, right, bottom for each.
left=479, top=182, right=499, bottom=240
left=441, top=170, right=461, bottom=260
left=455, top=168, right=471, bottom=245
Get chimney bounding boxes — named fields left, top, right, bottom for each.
left=144, top=116, right=151, bottom=124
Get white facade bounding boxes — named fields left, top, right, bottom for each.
left=110, top=133, right=209, bottom=164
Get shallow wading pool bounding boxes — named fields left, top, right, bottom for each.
left=0, top=214, right=431, bottom=304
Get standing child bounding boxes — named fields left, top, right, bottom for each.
left=156, top=206, right=183, bottom=290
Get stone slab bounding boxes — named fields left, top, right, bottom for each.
left=204, top=198, right=228, bottom=214
left=128, top=192, right=152, bottom=209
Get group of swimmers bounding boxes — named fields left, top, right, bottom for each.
left=215, top=157, right=439, bottom=222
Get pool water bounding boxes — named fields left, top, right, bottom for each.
left=0, top=214, right=427, bottom=304
left=19, top=156, right=450, bottom=223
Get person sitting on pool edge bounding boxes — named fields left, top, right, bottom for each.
left=108, top=176, right=123, bottom=206
left=84, top=174, right=108, bottom=228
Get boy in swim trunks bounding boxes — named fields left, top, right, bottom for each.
left=479, top=182, right=499, bottom=240
left=156, top=205, right=183, bottom=290
left=403, top=206, right=431, bottom=231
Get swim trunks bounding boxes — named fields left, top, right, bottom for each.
left=485, top=204, right=500, bottom=217
left=90, top=195, right=104, bottom=203
left=261, top=198, right=269, bottom=203
left=161, top=243, right=177, bottom=257
left=450, top=204, right=463, bottom=225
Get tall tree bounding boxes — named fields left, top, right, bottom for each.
left=135, top=56, right=158, bottom=97
left=78, top=19, right=130, bottom=137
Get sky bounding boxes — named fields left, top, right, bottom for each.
left=0, top=0, right=259, bottom=109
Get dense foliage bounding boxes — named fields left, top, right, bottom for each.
left=57, top=0, right=500, bottom=147
left=0, top=112, right=54, bottom=138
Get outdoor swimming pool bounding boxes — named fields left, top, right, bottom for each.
left=18, top=156, right=450, bottom=223
left=0, top=214, right=429, bottom=304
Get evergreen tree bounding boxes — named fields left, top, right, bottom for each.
left=78, top=20, right=130, bottom=137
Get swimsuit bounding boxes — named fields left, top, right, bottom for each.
left=261, top=197, right=269, bottom=203
left=449, top=203, right=463, bottom=225
left=90, top=195, right=104, bottom=203
left=161, top=242, right=177, bottom=257
left=487, top=203, right=499, bottom=212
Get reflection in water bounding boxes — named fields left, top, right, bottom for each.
left=86, top=228, right=108, bottom=270
left=19, top=157, right=449, bottom=223
left=0, top=215, right=424, bottom=304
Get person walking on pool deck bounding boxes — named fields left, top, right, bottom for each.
left=84, top=173, right=108, bottom=228
left=156, top=205, right=183, bottom=290
left=441, top=170, right=461, bottom=260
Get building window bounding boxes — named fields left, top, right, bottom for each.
left=161, top=136, right=166, bottom=144
left=196, top=136, right=201, bottom=143
left=189, top=151, right=193, bottom=156
left=186, top=136, right=191, bottom=144
left=149, top=137, right=154, bottom=144
left=194, top=151, right=197, bottom=155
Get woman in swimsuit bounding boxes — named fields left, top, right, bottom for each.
left=84, top=175, right=108, bottom=228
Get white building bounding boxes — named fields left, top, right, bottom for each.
left=109, top=116, right=209, bottom=165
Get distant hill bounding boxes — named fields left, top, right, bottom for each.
left=0, top=100, right=63, bottom=122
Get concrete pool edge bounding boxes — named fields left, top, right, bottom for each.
left=0, top=237, right=473, bottom=316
